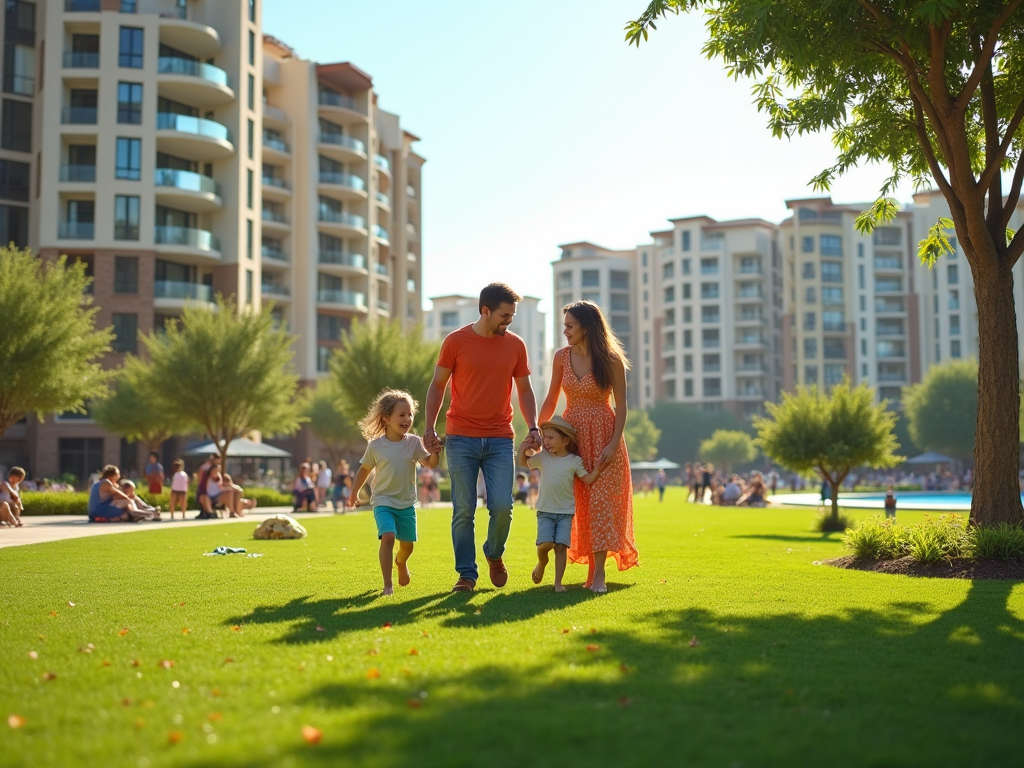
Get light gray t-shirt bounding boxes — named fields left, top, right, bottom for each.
left=360, top=434, right=431, bottom=509
left=528, top=449, right=588, bottom=515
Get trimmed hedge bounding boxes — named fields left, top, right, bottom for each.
left=21, top=486, right=294, bottom=516
left=843, top=514, right=1024, bottom=564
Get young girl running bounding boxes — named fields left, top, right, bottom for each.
left=349, top=389, right=440, bottom=595
left=517, top=416, right=604, bottom=592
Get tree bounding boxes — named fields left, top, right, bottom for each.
left=131, top=298, right=305, bottom=467
left=624, top=409, right=661, bottom=461
left=699, top=429, right=757, bottom=473
left=0, top=247, right=113, bottom=438
left=902, top=359, right=979, bottom=461
left=754, top=379, right=903, bottom=530
left=91, top=366, right=193, bottom=452
left=306, top=379, right=362, bottom=465
left=647, top=402, right=748, bottom=463
left=329, top=320, right=440, bottom=434
left=627, top=2, right=1024, bottom=525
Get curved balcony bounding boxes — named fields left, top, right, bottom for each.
left=262, top=244, right=289, bottom=263
left=154, top=280, right=214, bottom=308
left=317, top=289, right=367, bottom=310
left=375, top=191, right=391, bottom=210
left=154, top=168, right=221, bottom=211
left=318, top=209, right=366, bottom=238
left=318, top=91, right=367, bottom=124
left=317, top=171, right=366, bottom=201
left=377, top=299, right=390, bottom=313
left=318, top=132, right=366, bottom=161
left=263, top=103, right=289, bottom=126
left=262, top=175, right=291, bottom=199
left=159, top=16, right=222, bottom=59
left=262, top=134, right=290, bottom=158
left=375, top=263, right=391, bottom=279
left=157, top=57, right=234, bottom=107
left=261, top=281, right=291, bottom=301
left=319, top=250, right=366, bottom=273
left=374, top=225, right=389, bottom=245
left=154, top=225, right=221, bottom=262
left=374, top=154, right=391, bottom=173
left=63, top=51, right=99, bottom=69
left=262, top=208, right=291, bottom=233
left=156, top=113, right=233, bottom=160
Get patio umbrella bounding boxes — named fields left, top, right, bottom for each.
left=904, top=451, right=955, bottom=465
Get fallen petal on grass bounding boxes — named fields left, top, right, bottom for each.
left=222, top=658, right=234, bottom=665
left=407, top=699, right=422, bottom=709
left=689, top=636, right=700, bottom=648
left=41, top=672, right=56, bottom=681
left=181, top=628, right=190, bottom=635
left=27, top=651, right=37, bottom=660
left=301, top=725, right=322, bottom=745
left=167, top=731, right=183, bottom=745
left=408, top=648, right=419, bottom=656
left=586, top=644, right=600, bottom=652
left=118, top=629, right=129, bottom=636
left=158, top=660, right=175, bottom=669
left=366, top=668, right=381, bottom=679
left=8, top=715, right=26, bottom=729
left=67, top=602, right=75, bottom=608
left=315, top=625, right=325, bottom=632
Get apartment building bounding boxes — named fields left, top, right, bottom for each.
left=0, top=0, right=423, bottom=480
left=551, top=242, right=638, bottom=406
left=424, top=294, right=548, bottom=388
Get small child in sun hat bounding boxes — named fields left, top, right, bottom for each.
left=517, top=415, right=604, bottom=592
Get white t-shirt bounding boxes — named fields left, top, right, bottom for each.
left=171, top=470, right=189, bottom=493
left=316, top=467, right=333, bottom=488
left=528, top=450, right=588, bottom=515
left=360, top=434, right=430, bottom=509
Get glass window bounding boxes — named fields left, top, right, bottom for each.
left=803, top=311, right=816, bottom=331
left=683, top=379, right=693, bottom=397
left=117, top=82, right=143, bottom=124
left=610, top=293, right=629, bottom=312
left=951, top=340, right=962, bottom=358
left=681, top=258, right=691, bottom=275
left=822, top=287, right=843, bottom=304
left=824, top=339, right=845, bottom=359
left=121, top=0, right=138, bottom=11
left=702, top=329, right=719, bottom=348
left=805, top=286, right=816, bottom=303
left=247, top=168, right=253, bottom=208
left=111, top=313, right=138, bottom=353
left=682, top=283, right=691, bottom=299
left=248, top=118, right=254, bottom=160
left=245, top=269, right=253, bottom=305
left=0, top=158, right=30, bottom=200
left=820, top=234, right=842, bottom=256
left=610, top=270, right=629, bottom=290
left=248, top=30, right=255, bottom=66
left=662, top=261, right=674, bottom=279
left=824, top=363, right=845, bottom=386
left=1, top=98, right=31, bottom=152
left=804, top=365, right=818, bottom=384
left=249, top=0, right=257, bottom=21
left=115, top=137, right=141, bottom=180
left=947, top=264, right=958, bottom=284
left=801, top=262, right=815, bottom=278
left=701, top=305, right=720, bottom=323
left=700, top=258, right=718, bottom=275
left=114, top=195, right=139, bottom=240
left=950, top=315, right=961, bottom=335
left=683, top=306, right=692, bottom=323
left=664, top=285, right=675, bottom=303
left=247, top=73, right=255, bottom=111
left=246, top=219, right=253, bottom=259
left=113, top=256, right=138, bottom=294
left=821, top=262, right=842, bottom=283
left=823, top=311, right=844, bottom=332
left=0, top=203, right=28, bottom=246
left=804, top=338, right=817, bottom=358
left=118, top=27, right=144, bottom=68
left=702, top=378, right=721, bottom=397
left=949, top=289, right=959, bottom=310
left=682, top=329, right=691, bottom=348
left=555, top=271, right=572, bottom=289
left=857, top=264, right=865, bottom=289
left=700, top=282, right=719, bottom=299
left=681, top=231, right=691, bottom=251
left=702, top=354, right=720, bottom=372
left=580, top=270, right=599, bottom=287
left=683, top=354, right=693, bottom=372
left=59, top=438, right=104, bottom=485
left=802, top=236, right=814, bottom=253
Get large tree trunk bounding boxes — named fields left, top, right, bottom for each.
left=971, top=265, right=1024, bottom=526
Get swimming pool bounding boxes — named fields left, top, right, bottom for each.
left=771, top=492, right=984, bottom=511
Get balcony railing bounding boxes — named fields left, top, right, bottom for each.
left=154, top=225, right=220, bottom=252
left=262, top=103, right=288, bottom=123
left=319, top=132, right=365, bottom=153
left=262, top=209, right=289, bottom=225
left=374, top=154, right=390, bottom=172
left=319, top=250, right=366, bottom=269
left=874, top=256, right=902, bottom=270
left=158, top=57, right=231, bottom=89
left=875, top=299, right=905, bottom=313
left=376, top=191, right=390, bottom=207
left=63, top=51, right=99, bottom=68
left=62, top=107, right=97, bottom=124
left=58, top=221, right=95, bottom=239
left=60, top=164, right=96, bottom=182
left=407, top=185, right=416, bottom=198
left=154, top=280, right=213, bottom=302
left=318, top=171, right=365, bottom=191
left=737, top=288, right=765, bottom=299
left=318, top=91, right=359, bottom=111
left=261, top=244, right=288, bottom=261
left=318, top=209, right=365, bottom=229
left=375, top=263, right=389, bottom=276
left=157, top=113, right=230, bottom=143
left=374, top=225, right=389, bottom=242
left=261, top=282, right=290, bottom=297
left=262, top=135, right=289, bottom=153
left=377, top=299, right=390, bottom=312
left=155, top=168, right=219, bottom=196
left=66, top=0, right=101, bottom=11
left=317, top=289, right=366, bottom=307
left=737, top=334, right=765, bottom=345
left=262, top=176, right=290, bottom=191
left=822, top=320, right=846, bottom=332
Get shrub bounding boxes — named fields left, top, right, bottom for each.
left=815, top=511, right=851, bottom=533
left=974, top=523, right=1024, bottom=561
left=21, top=492, right=89, bottom=516
left=842, top=517, right=908, bottom=560
left=844, top=513, right=978, bottom=563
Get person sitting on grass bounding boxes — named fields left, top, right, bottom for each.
left=0, top=466, right=26, bottom=527
left=517, top=416, right=605, bottom=593
left=292, top=463, right=317, bottom=512
left=88, top=465, right=148, bottom=523
left=118, top=480, right=161, bottom=521
left=718, top=475, right=744, bottom=506
left=349, top=389, right=441, bottom=596
left=736, top=473, right=767, bottom=508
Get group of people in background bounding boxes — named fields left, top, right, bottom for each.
left=292, top=459, right=354, bottom=512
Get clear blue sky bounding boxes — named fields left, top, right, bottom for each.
left=264, top=0, right=916, bottom=314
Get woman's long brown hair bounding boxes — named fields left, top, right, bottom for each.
left=563, top=300, right=631, bottom=392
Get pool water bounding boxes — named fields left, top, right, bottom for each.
left=771, top=491, right=984, bottom=511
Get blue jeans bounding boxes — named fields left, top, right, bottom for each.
left=446, top=435, right=514, bottom=582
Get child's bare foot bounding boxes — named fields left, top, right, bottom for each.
left=532, top=562, right=545, bottom=584
left=382, top=586, right=394, bottom=596
left=396, top=559, right=411, bottom=587
left=554, top=584, right=565, bottom=593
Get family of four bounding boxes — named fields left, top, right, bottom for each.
left=349, top=282, right=638, bottom=595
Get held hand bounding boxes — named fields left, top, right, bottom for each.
left=598, top=443, right=616, bottom=467
left=423, top=431, right=440, bottom=453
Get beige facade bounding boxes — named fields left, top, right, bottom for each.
left=0, top=0, right=423, bottom=480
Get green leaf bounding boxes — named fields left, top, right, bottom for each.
left=918, top=219, right=956, bottom=266
left=853, top=198, right=900, bottom=235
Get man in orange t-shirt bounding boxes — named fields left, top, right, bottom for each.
left=425, top=283, right=540, bottom=593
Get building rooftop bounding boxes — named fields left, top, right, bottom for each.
left=316, top=62, right=374, bottom=92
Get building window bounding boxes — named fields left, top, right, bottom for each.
left=118, top=27, right=144, bottom=68
left=857, top=264, right=865, bottom=289
left=0, top=158, right=29, bottom=200
left=555, top=271, right=572, bottom=290
left=824, top=339, right=845, bottom=359
left=117, top=82, right=143, bottom=124
left=802, top=236, right=814, bottom=253
left=681, top=231, right=691, bottom=251
left=113, top=256, right=138, bottom=294
left=802, top=262, right=815, bottom=278
left=115, top=137, right=141, bottom=180
left=245, top=269, right=253, bottom=305
left=821, top=262, right=842, bottom=283
left=316, top=345, right=331, bottom=373
left=683, top=354, right=693, bottom=372
left=947, top=264, right=958, bottom=284
left=662, top=261, right=674, bottom=279
left=664, top=308, right=675, bottom=326
left=682, top=329, right=692, bottom=348
left=121, top=0, right=138, bottom=11
left=683, top=378, right=693, bottom=397
left=702, top=354, right=720, bottom=372
left=951, top=340, right=961, bottom=358
left=702, top=329, right=719, bottom=348
left=682, top=283, right=691, bottom=300
left=610, top=270, right=629, bottom=290
left=804, top=365, right=818, bottom=384
left=1, top=98, right=31, bottom=151
left=247, top=168, right=253, bottom=208
left=318, top=313, right=349, bottom=341
left=804, top=338, right=817, bottom=358
left=805, top=286, right=817, bottom=303
left=803, top=311, right=816, bottom=331
left=700, top=258, right=718, bottom=275
left=701, top=305, right=720, bottom=323
left=824, top=363, right=845, bottom=386
left=823, top=311, right=844, bottom=332
left=820, top=234, right=842, bottom=256
left=874, top=227, right=902, bottom=246
left=703, top=378, right=721, bottom=397
left=0, top=203, right=28, bottom=246
left=664, top=285, right=675, bottom=303
left=59, top=438, right=104, bottom=485
left=581, top=269, right=599, bottom=287
left=681, top=258, right=691, bottom=275
left=247, top=118, right=254, bottom=160
left=246, top=219, right=253, bottom=259
left=822, top=287, right=843, bottom=305
left=111, top=313, right=138, bottom=353
left=247, top=73, right=255, bottom=111
left=700, top=282, right=719, bottom=299
left=683, top=306, right=692, bottom=323
left=114, top=194, right=140, bottom=240
left=950, top=315, right=961, bottom=335
left=249, top=0, right=257, bottom=22
left=248, top=29, right=256, bottom=66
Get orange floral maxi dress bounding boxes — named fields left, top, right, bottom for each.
left=561, top=347, right=639, bottom=571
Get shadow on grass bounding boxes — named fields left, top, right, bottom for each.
left=198, top=579, right=1024, bottom=767
left=225, top=584, right=627, bottom=643
left=730, top=533, right=842, bottom=543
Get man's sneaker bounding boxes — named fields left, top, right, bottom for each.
left=486, top=557, right=508, bottom=588
left=452, top=577, right=476, bottom=593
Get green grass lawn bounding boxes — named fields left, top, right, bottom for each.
left=2, top=490, right=1023, bottom=767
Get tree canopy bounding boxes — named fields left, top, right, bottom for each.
left=699, top=429, right=757, bottom=473
left=130, top=298, right=305, bottom=466
left=624, top=409, right=662, bottom=462
left=902, top=359, right=979, bottom=461
left=755, top=379, right=903, bottom=528
left=0, top=247, right=112, bottom=437
left=306, top=379, right=362, bottom=466
left=329, top=320, right=439, bottom=435
left=91, top=366, right=193, bottom=452
left=626, top=1, right=1024, bottom=525
left=647, top=402, right=748, bottom=463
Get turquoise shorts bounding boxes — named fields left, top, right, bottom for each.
left=373, top=505, right=417, bottom=542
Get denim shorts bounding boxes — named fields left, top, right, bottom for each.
left=373, top=505, right=417, bottom=542
left=536, top=511, right=573, bottom=547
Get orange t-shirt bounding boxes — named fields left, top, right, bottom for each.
left=438, top=325, right=531, bottom=438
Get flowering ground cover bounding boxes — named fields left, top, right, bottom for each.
left=1, top=490, right=1022, bottom=767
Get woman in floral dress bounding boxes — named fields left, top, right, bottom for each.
left=538, top=300, right=638, bottom=592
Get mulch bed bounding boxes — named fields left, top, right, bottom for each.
left=823, top=555, right=1024, bottom=580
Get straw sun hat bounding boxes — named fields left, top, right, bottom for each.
left=539, top=415, right=578, bottom=443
